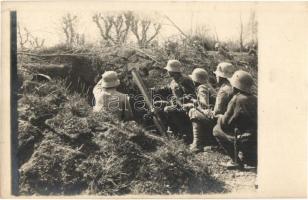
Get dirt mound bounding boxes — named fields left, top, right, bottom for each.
left=16, top=43, right=257, bottom=195
left=17, top=77, right=225, bottom=195
left=20, top=44, right=257, bottom=103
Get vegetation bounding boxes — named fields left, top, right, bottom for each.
left=16, top=10, right=258, bottom=195
left=18, top=78, right=225, bottom=195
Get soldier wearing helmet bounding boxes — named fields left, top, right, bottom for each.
left=93, top=71, right=134, bottom=121
left=213, top=62, right=236, bottom=116
left=182, top=63, right=236, bottom=153
left=183, top=68, right=217, bottom=152
left=164, top=60, right=196, bottom=107
left=157, top=60, right=196, bottom=141
left=213, top=70, right=257, bottom=169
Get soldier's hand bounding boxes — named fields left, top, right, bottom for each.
left=204, top=109, right=215, bottom=119
left=215, top=114, right=223, bottom=119
left=150, top=107, right=159, bottom=114
left=191, top=99, right=198, bottom=104
left=183, top=103, right=194, bottom=111
left=238, top=133, right=252, bottom=140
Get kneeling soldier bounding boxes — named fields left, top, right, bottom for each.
left=161, top=60, right=196, bottom=140
left=184, top=68, right=216, bottom=152
left=213, top=70, right=257, bottom=169
left=213, top=62, right=236, bottom=116
left=93, top=71, right=134, bottom=121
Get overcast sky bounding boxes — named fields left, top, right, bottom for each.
left=15, top=2, right=257, bottom=47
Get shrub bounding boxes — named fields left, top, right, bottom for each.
left=131, top=138, right=224, bottom=194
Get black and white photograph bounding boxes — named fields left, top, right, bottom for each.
left=10, top=2, right=259, bottom=196
left=4, top=1, right=308, bottom=198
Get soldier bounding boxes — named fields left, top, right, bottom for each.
left=213, top=62, right=236, bottom=116
left=215, top=42, right=233, bottom=60
left=183, top=68, right=217, bottom=152
left=164, top=60, right=196, bottom=105
left=93, top=71, right=134, bottom=121
left=160, top=60, right=196, bottom=141
left=213, top=70, right=257, bottom=169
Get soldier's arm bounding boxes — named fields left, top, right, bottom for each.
left=197, top=87, right=210, bottom=108
left=93, top=79, right=103, bottom=96
left=219, top=96, right=238, bottom=133
left=214, top=89, right=229, bottom=115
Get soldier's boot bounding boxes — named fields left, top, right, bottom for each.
left=189, top=121, right=204, bottom=153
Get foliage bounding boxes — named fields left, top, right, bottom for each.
left=18, top=77, right=225, bottom=195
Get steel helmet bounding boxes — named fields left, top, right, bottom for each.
left=230, top=70, right=254, bottom=93
left=164, top=60, right=182, bottom=72
left=214, top=62, right=235, bottom=79
left=189, top=68, right=208, bottom=84
left=101, top=71, right=120, bottom=88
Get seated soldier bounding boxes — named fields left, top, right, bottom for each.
left=158, top=60, right=196, bottom=141
left=213, top=70, right=257, bottom=169
left=183, top=68, right=217, bottom=152
left=213, top=62, right=236, bottom=117
left=93, top=71, right=134, bottom=121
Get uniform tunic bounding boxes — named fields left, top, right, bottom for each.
left=188, top=84, right=216, bottom=120
left=213, top=92, right=257, bottom=165
left=213, top=83, right=234, bottom=116
left=93, top=82, right=133, bottom=121
left=162, top=76, right=195, bottom=140
left=188, top=84, right=217, bottom=148
left=218, top=93, right=257, bottom=134
left=169, top=76, right=196, bottom=105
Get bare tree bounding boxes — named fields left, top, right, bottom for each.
left=130, top=17, right=162, bottom=48
left=213, top=26, right=219, bottom=42
left=62, top=14, right=85, bottom=47
left=93, top=14, right=115, bottom=46
left=17, top=24, right=30, bottom=50
left=17, top=24, right=45, bottom=51
left=93, top=12, right=133, bottom=46
left=247, top=10, right=258, bottom=44
left=29, top=37, right=45, bottom=50
left=239, top=13, right=244, bottom=52
left=115, top=12, right=133, bottom=44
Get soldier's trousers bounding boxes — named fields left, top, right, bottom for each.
left=189, top=108, right=217, bottom=150
left=213, top=124, right=257, bottom=166
left=165, top=109, right=193, bottom=143
left=155, top=102, right=193, bottom=143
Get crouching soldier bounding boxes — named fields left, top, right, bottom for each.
left=183, top=68, right=217, bottom=152
left=213, top=62, right=236, bottom=117
left=160, top=60, right=196, bottom=141
left=213, top=70, right=257, bottom=169
left=93, top=71, right=134, bottom=121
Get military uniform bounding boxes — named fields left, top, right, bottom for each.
left=93, top=88, right=134, bottom=121
left=213, top=82, right=234, bottom=116
left=213, top=92, right=257, bottom=165
left=93, top=71, right=134, bottom=121
left=169, top=75, right=196, bottom=106
left=162, top=75, right=195, bottom=142
left=188, top=84, right=217, bottom=150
